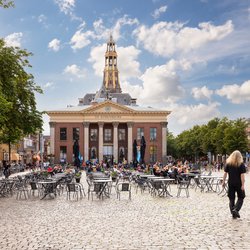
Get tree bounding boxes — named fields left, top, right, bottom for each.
left=213, top=117, right=230, bottom=155
left=0, top=0, right=14, bottom=8
left=224, top=119, right=248, bottom=154
left=0, top=39, right=43, bottom=161
left=167, top=132, right=177, bottom=158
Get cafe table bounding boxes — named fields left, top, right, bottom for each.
left=38, top=180, right=57, bottom=200
left=92, top=179, right=112, bottom=199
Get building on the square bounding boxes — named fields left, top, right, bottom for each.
left=47, top=36, right=171, bottom=164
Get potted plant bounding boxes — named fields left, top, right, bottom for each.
left=75, top=172, right=82, bottom=183
left=111, top=171, right=118, bottom=182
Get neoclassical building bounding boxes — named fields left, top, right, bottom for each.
left=47, top=36, right=171, bottom=164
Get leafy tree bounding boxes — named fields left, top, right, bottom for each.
left=167, top=131, right=177, bottom=158
left=224, top=119, right=248, bottom=154
left=201, top=118, right=219, bottom=155
left=171, top=117, right=248, bottom=162
left=213, top=117, right=230, bottom=155
left=0, top=39, right=43, bottom=160
left=0, top=0, right=14, bottom=8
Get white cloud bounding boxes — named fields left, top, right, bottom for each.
left=112, top=15, right=139, bottom=41
left=191, top=86, right=213, bottom=100
left=117, top=46, right=141, bottom=80
left=165, top=59, right=192, bottom=72
left=54, top=0, right=82, bottom=21
left=92, top=15, right=139, bottom=41
left=4, top=32, right=23, bottom=47
left=63, top=64, right=86, bottom=78
left=69, top=15, right=139, bottom=51
left=54, top=0, right=75, bottom=15
left=43, top=82, right=55, bottom=89
left=121, top=81, right=143, bottom=97
left=133, top=20, right=233, bottom=57
left=152, top=5, right=168, bottom=19
left=70, top=29, right=93, bottom=50
left=48, top=38, right=61, bottom=52
left=88, top=44, right=141, bottom=80
left=168, top=102, right=221, bottom=134
left=216, top=80, right=250, bottom=104
left=139, top=64, right=185, bottom=104
left=88, top=44, right=106, bottom=77
left=38, top=14, right=47, bottom=23
left=121, top=64, right=185, bottom=105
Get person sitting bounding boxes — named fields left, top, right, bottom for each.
left=153, top=164, right=161, bottom=176
left=162, top=165, right=169, bottom=177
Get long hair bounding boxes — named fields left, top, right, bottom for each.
left=226, top=150, right=243, bottom=167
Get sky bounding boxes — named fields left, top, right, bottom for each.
left=1, top=0, right=250, bottom=136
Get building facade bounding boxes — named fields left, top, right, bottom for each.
left=47, top=36, right=171, bottom=164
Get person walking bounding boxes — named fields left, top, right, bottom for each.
left=222, top=150, right=246, bottom=219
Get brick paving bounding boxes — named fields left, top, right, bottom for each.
left=0, top=172, right=250, bottom=250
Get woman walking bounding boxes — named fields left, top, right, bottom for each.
left=222, top=150, right=246, bottom=219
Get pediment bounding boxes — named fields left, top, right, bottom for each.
left=82, top=100, right=134, bottom=114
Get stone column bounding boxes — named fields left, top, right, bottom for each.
left=113, top=122, right=119, bottom=163
left=98, top=122, right=104, bottom=161
left=127, top=122, right=134, bottom=163
left=83, top=122, right=89, bottom=161
left=161, top=122, right=168, bottom=164
left=49, top=122, right=56, bottom=155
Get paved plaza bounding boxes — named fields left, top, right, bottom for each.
left=0, top=171, right=250, bottom=250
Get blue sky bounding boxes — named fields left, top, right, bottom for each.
left=1, top=0, right=250, bottom=135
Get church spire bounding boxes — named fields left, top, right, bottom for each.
left=102, top=35, right=122, bottom=93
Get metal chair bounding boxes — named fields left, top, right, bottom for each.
left=176, top=175, right=190, bottom=198
left=16, top=180, right=29, bottom=200
left=135, top=178, right=147, bottom=193
left=66, top=183, right=83, bottom=201
left=29, top=181, right=40, bottom=197
left=87, top=179, right=103, bottom=200
left=150, top=180, right=164, bottom=197
left=116, top=182, right=131, bottom=200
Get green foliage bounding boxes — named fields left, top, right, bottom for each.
left=75, top=172, right=82, bottom=178
left=0, top=39, right=43, bottom=149
left=223, top=119, right=248, bottom=154
left=0, top=0, right=14, bottom=8
left=167, top=131, right=177, bottom=158
left=169, top=117, right=249, bottom=160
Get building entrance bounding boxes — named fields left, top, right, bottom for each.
left=103, top=145, right=113, bottom=162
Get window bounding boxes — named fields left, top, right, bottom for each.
left=104, top=129, right=112, bottom=141
left=60, top=146, right=67, bottom=161
left=90, top=129, right=98, bottom=141
left=118, top=129, right=126, bottom=141
left=150, top=128, right=157, bottom=141
left=103, top=146, right=113, bottom=155
left=137, top=128, right=144, bottom=140
left=73, top=128, right=79, bottom=141
left=149, top=146, right=157, bottom=163
left=60, top=128, right=67, bottom=140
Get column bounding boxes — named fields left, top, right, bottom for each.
left=161, top=122, right=168, bottom=164
left=98, top=122, right=104, bottom=161
left=49, top=122, right=55, bottom=155
left=83, top=122, right=89, bottom=161
left=127, top=122, right=134, bottom=163
left=113, top=122, right=119, bottom=163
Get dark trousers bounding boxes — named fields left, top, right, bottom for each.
left=228, top=185, right=245, bottom=213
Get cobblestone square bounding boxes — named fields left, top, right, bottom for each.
left=0, top=172, right=250, bottom=250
